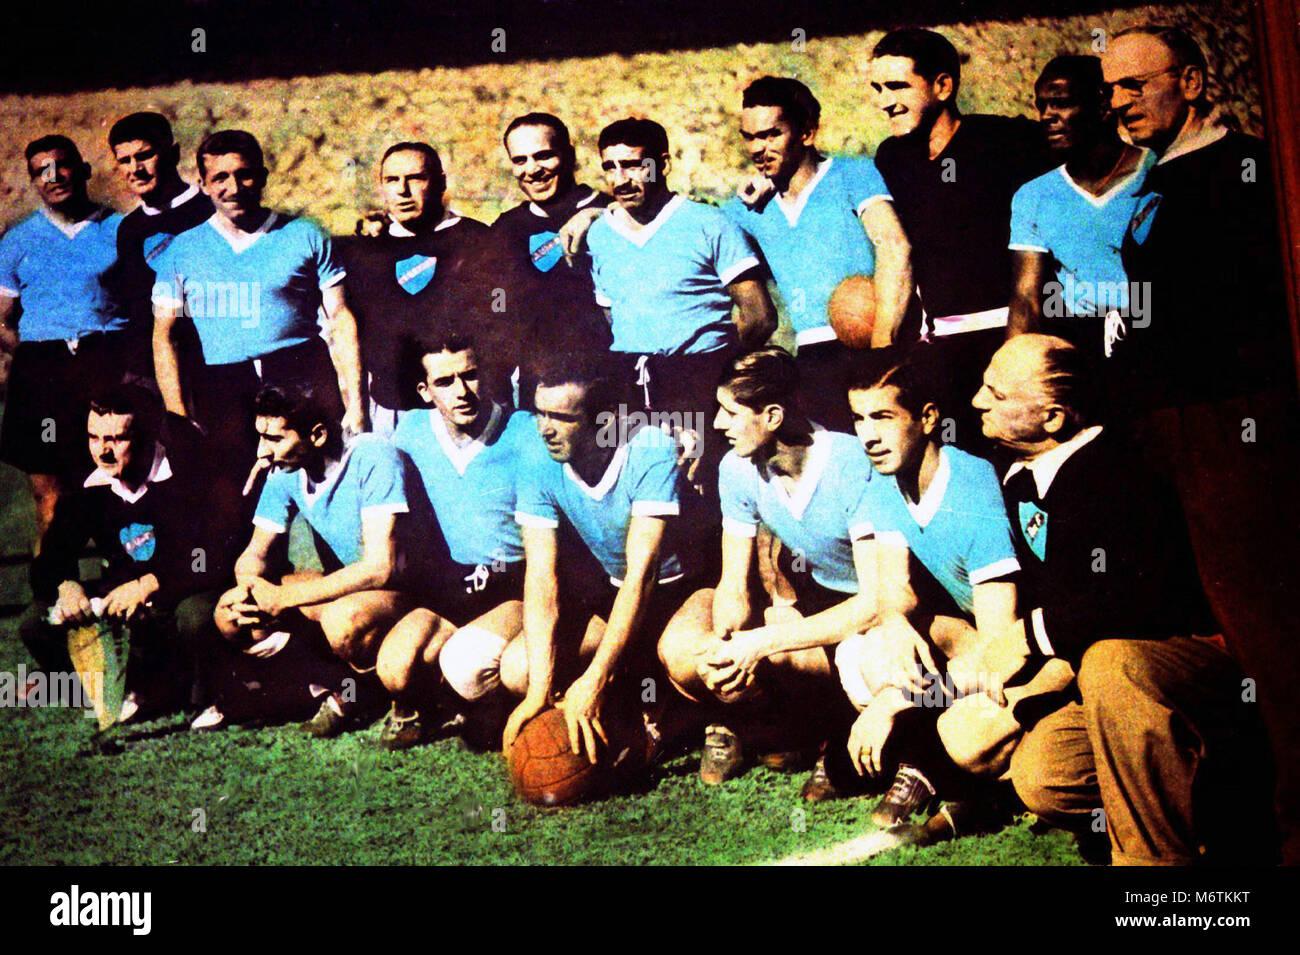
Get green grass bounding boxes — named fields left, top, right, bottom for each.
left=0, top=411, right=1082, bottom=864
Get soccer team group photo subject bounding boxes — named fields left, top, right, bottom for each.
left=1, top=23, right=1295, bottom=866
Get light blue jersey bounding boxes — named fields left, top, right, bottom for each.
left=587, top=195, right=761, bottom=355
left=253, top=434, right=430, bottom=575
left=1009, top=152, right=1154, bottom=316
left=515, top=423, right=683, bottom=583
left=723, top=157, right=890, bottom=345
left=151, top=212, right=344, bottom=364
left=0, top=207, right=127, bottom=341
left=393, top=403, right=527, bottom=568
left=865, top=445, right=1019, bottom=614
left=719, top=429, right=878, bottom=594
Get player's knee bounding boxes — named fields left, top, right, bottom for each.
left=375, top=634, right=417, bottom=695
left=1009, top=731, right=1070, bottom=824
left=834, top=629, right=879, bottom=711
left=656, top=626, right=700, bottom=691
left=1077, top=639, right=1141, bottom=702
left=441, top=626, right=509, bottom=702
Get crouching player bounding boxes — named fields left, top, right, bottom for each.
left=836, top=358, right=1071, bottom=835
left=492, top=354, right=697, bottom=766
left=211, top=383, right=435, bottom=733
left=657, top=348, right=880, bottom=785
left=21, top=382, right=229, bottom=721
left=374, top=329, right=533, bottom=749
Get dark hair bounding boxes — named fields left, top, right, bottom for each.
left=719, top=347, right=800, bottom=415
left=89, top=381, right=163, bottom=445
left=406, top=324, right=478, bottom=380
left=1037, top=55, right=1106, bottom=107
left=504, top=113, right=572, bottom=153
left=532, top=351, right=623, bottom=423
left=598, top=118, right=670, bottom=160
left=252, top=383, right=341, bottom=451
left=742, top=77, right=821, bottom=134
left=846, top=356, right=941, bottom=421
left=1114, top=24, right=1210, bottom=109
left=108, top=112, right=174, bottom=151
left=1038, top=338, right=1100, bottom=431
left=872, top=28, right=962, bottom=96
left=25, top=135, right=82, bottom=171
left=197, top=129, right=264, bottom=178
left=380, top=141, right=446, bottom=186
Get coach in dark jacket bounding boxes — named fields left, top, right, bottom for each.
left=21, top=382, right=231, bottom=715
left=959, top=334, right=1276, bottom=865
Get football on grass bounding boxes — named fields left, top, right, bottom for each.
left=509, top=707, right=607, bottom=807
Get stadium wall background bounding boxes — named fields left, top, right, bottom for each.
left=0, top=0, right=1262, bottom=237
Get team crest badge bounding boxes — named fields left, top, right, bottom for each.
left=396, top=254, right=437, bottom=294
left=143, top=232, right=176, bottom=264
left=1018, top=502, right=1048, bottom=562
left=120, top=522, right=157, bottom=562
left=529, top=231, right=563, bottom=273
left=1127, top=193, right=1162, bottom=246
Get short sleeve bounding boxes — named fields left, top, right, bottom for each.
left=0, top=227, right=20, bottom=296
left=717, top=452, right=759, bottom=538
left=514, top=442, right=561, bottom=529
left=148, top=238, right=185, bottom=309
left=840, top=157, right=892, bottom=216
left=309, top=222, right=346, bottom=289
left=712, top=212, right=762, bottom=287
left=963, top=458, right=1021, bottom=585
left=355, top=439, right=409, bottom=517
left=253, top=471, right=297, bottom=535
left=628, top=427, right=681, bottom=517
left=1008, top=182, right=1049, bottom=253
left=588, top=220, right=613, bottom=308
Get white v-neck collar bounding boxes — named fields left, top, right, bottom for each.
left=430, top=402, right=504, bottom=476
left=902, top=445, right=951, bottom=529
left=388, top=207, right=462, bottom=238
left=40, top=204, right=107, bottom=240
left=207, top=210, right=277, bottom=253
left=83, top=442, right=172, bottom=504
left=602, top=194, right=684, bottom=248
left=765, top=427, right=832, bottom=521
left=564, top=436, right=633, bottom=500
left=773, top=157, right=833, bottom=228
left=1057, top=152, right=1149, bottom=208
left=529, top=186, right=599, bottom=219
left=300, top=442, right=355, bottom=504
left=140, top=182, right=200, bottom=216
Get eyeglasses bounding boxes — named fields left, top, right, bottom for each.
left=1106, top=65, right=1181, bottom=100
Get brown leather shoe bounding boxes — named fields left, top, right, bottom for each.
left=699, top=724, right=745, bottom=785
left=871, top=764, right=937, bottom=827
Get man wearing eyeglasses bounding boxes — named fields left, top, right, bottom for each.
left=1102, top=24, right=1300, bottom=864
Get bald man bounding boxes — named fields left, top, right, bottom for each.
left=959, top=334, right=1276, bottom=865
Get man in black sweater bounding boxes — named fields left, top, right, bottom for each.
left=20, top=382, right=230, bottom=719
left=1103, top=25, right=1300, bottom=862
left=958, top=334, right=1276, bottom=864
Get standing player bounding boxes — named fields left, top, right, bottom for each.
left=213, top=383, right=435, bottom=736
left=1007, top=56, right=1151, bottom=352
left=374, top=328, right=532, bottom=749
left=967, top=333, right=1276, bottom=864
left=1103, top=25, right=1300, bottom=860
left=869, top=29, right=1051, bottom=443
left=150, top=130, right=365, bottom=489
left=834, top=359, right=1062, bottom=833
left=0, top=136, right=132, bottom=543
left=723, top=77, right=912, bottom=431
left=105, top=112, right=214, bottom=369
left=586, top=118, right=776, bottom=495
left=498, top=354, right=697, bottom=765
left=485, top=112, right=613, bottom=402
left=337, top=142, right=488, bottom=434
left=657, top=348, right=879, bottom=785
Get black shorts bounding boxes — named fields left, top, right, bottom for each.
left=556, top=575, right=697, bottom=683
left=423, top=559, right=525, bottom=627
left=0, top=330, right=150, bottom=479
